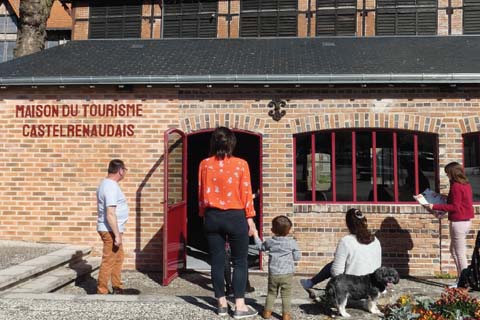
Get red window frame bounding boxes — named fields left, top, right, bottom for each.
left=294, top=129, right=439, bottom=204
left=462, top=132, right=480, bottom=204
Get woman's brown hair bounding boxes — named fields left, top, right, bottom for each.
left=444, top=161, right=469, bottom=184
left=209, top=127, right=236, bottom=160
left=345, top=208, right=375, bottom=245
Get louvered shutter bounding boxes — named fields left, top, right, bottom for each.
left=397, top=11, right=416, bottom=35
left=375, top=10, right=396, bottom=35
left=163, top=0, right=217, bottom=38
left=89, top=0, right=142, bottom=39
left=464, top=0, right=480, bottom=34
left=376, top=0, right=436, bottom=35
left=240, top=0, right=297, bottom=37
left=417, top=10, right=437, bottom=34
left=316, top=0, right=356, bottom=36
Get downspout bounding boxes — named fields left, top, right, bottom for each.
left=447, top=0, right=452, bottom=35
left=362, top=0, right=366, bottom=36
left=307, top=0, right=311, bottom=37
left=160, top=0, right=164, bottom=38
left=228, top=0, right=231, bottom=38
left=150, top=0, right=155, bottom=38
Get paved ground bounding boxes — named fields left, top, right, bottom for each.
left=0, top=240, right=475, bottom=320
left=1, top=270, right=461, bottom=320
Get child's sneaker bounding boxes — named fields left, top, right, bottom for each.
left=300, top=278, right=313, bottom=290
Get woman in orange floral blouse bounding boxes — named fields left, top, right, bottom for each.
left=198, top=126, right=258, bottom=319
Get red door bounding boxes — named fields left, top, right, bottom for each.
left=163, top=128, right=187, bottom=285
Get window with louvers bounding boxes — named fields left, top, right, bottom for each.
left=376, top=0, right=437, bottom=35
left=464, top=0, right=480, bottom=34
left=163, top=0, right=218, bottom=38
left=316, top=0, right=356, bottom=36
left=89, top=0, right=142, bottom=39
left=240, top=0, right=298, bottom=37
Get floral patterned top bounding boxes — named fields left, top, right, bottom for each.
left=198, top=156, right=256, bottom=218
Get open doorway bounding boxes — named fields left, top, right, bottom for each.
left=186, top=129, right=262, bottom=271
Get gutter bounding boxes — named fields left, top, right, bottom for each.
left=1, top=73, right=480, bottom=86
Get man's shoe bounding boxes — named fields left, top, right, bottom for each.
left=233, top=306, right=258, bottom=319
left=111, top=287, right=124, bottom=294
left=246, top=284, right=255, bottom=293
left=282, top=312, right=291, bottom=320
left=262, top=310, right=272, bottom=319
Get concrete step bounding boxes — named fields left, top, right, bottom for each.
left=0, top=245, right=91, bottom=291
left=8, top=256, right=101, bottom=293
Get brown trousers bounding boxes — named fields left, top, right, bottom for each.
left=97, top=231, right=124, bottom=294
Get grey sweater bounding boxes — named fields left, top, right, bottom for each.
left=254, top=236, right=301, bottom=275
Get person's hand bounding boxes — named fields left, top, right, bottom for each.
left=252, top=229, right=259, bottom=239
left=247, top=218, right=256, bottom=237
left=114, top=233, right=122, bottom=247
left=434, top=212, right=447, bottom=219
left=422, top=204, right=434, bottom=211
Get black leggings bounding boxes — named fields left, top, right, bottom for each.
left=204, top=208, right=249, bottom=299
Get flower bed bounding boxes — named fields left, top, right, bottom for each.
left=383, top=288, right=480, bottom=320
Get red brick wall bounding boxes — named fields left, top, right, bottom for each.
left=0, top=85, right=479, bottom=276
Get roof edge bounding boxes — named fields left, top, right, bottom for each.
left=1, top=73, right=480, bottom=86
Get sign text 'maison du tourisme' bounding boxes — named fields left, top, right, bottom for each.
left=16, top=103, right=143, bottom=137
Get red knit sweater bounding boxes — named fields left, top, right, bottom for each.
left=432, top=182, right=474, bottom=221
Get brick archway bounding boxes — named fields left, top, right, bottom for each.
left=459, top=116, right=480, bottom=134
left=180, top=113, right=266, bottom=134
left=290, top=113, right=443, bottom=134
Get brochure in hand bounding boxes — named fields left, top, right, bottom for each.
left=413, top=188, right=447, bottom=217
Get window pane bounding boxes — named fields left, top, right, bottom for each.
left=6, top=14, right=17, bottom=33
left=417, top=133, right=435, bottom=193
left=314, top=132, right=332, bottom=201
left=6, top=41, right=14, bottom=61
left=0, top=42, right=5, bottom=62
left=398, top=132, right=415, bottom=201
left=356, top=132, right=373, bottom=201
left=335, top=132, right=353, bottom=201
left=167, top=132, right=184, bottom=204
left=464, top=134, right=480, bottom=201
left=376, top=132, right=394, bottom=201
left=0, top=14, right=17, bottom=34
left=295, top=135, right=312, bottom=201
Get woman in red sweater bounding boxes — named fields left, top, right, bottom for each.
left=424, top=162, right=474, bottom=286
left=198, top=127, right=258, bottom=319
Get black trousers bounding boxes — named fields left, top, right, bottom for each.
left=204, top=208, right=249, bottom=299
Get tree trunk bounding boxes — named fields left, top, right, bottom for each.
left=14, top=0, right=55, bottom=58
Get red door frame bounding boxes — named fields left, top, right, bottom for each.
left=186, top=128, right=264, bottom=270
left=162, top=128, right=187, bottom=286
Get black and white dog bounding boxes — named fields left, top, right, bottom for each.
left=325, top=267, right=400, bottom=318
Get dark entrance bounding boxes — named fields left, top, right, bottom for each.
left=186, top=129, right=262, bottom=270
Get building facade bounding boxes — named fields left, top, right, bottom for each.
left=69, top=0, right=480, bottom=40
left=0, top=0, right=480, bottom=282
